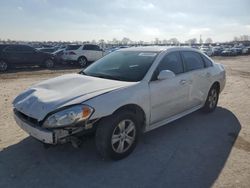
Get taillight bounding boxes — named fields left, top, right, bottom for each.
left=68, top=51, right=76, bottom=55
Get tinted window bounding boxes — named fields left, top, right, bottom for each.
left=83, top=45, right=91, bottom=50
left=181, top=51, right=204, bottom=71
left=19, top=45, right=34, bottom=52
left=201, top=55, right=213, bottom=67
left=66, top=45, right=81, bottom=50
left=93, top=45, right=101, bottom=51
left=158, top=52, right=183, bottom=74
left=82, top=51, right=158, bottom=82
left=83, top=44, right=100, bottom=50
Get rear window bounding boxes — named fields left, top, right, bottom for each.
left=201, top=55, right=213, bottom=67
left=66, top=45, right=81, bottom=50
left=83, top=45, right=101, bottom=51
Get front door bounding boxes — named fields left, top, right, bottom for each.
left=149, top=52, right=191, bottom=124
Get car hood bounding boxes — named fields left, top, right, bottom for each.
left=13, top=73, right=135, bottom=121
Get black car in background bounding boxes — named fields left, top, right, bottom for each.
left=0, top=44, right=55, bottom=72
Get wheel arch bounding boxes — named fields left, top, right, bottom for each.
left=95, top=104, right=146, bottom=131
left=78, top=55, right=88, bottom=62
left=114, top=104, right=146, bottom=130
left=211, top=81, right=220, bottom=93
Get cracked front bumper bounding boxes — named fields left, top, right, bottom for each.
left=14, top=113, right=86, bottom=145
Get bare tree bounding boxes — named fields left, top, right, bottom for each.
left=121, top=37, right=131, bottom=45
left=205, top=38, right=213, bottom=44
left=186, top=38, right=197, bottom=45
left=168, top=38, right=179, bottom=45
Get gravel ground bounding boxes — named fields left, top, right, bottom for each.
left=0, top=56, right=249, bottom=188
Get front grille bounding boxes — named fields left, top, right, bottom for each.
left=14, top=109, right=39, bottom=126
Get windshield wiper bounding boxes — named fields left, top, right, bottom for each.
left=93, top=73, right=123, bottom=81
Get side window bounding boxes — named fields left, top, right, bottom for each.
left=181, top=51, right=205, bottom=71
left=83, top=45, right=90, bottom=50
left=201, top=55, right=213, bottom=67
left=93, top=45, right=101, bottom=51
left=4, top=46, right=21, bottom=52
left=83, top=45, right=99, bottom=51
left=19, top=45, right=34, bottom=52
left=158, top=52, right=184, bottom=74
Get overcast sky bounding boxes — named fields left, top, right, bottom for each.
left=0, top=0, right=249, bottom=42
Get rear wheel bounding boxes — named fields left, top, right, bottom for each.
left=0, top=60, right=8, bottom=72
left=203, top=85, right=219, bottom=113
left=44, top=59, right=54, bottom=69
left=95, top=110, right=140, bottom=160
left=78, top=57, right=88, bottom=67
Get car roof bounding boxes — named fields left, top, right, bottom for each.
left=117, top=46, right=201, bottom=53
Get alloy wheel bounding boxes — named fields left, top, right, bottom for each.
left=208, top=89, right=218, bottom=109
left=79, top=57, right=87, bottom=67
left=111, top=119, right=136, bottom=153
left=0, top=61, right=7, bottom=71
left=45, top=59, right=54, bottom=68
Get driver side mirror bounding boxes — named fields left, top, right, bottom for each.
left=157, top=70, right=175, bottom=80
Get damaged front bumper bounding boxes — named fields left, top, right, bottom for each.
left=14, top=110, right=91, bottom=145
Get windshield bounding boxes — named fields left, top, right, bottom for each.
left=81, top=51, right=158, bottom=82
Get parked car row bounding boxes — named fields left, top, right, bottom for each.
left=1, top=42, right=249, bottom=72
left=198, top=45, right=250, bottom=57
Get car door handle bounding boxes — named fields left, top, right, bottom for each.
left=180, top=80, right=187, bottom=85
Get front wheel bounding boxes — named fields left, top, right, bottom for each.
left=95, top=111, right=140, bottom=160
left=202, top=85, right=219, bottom=113
left=0, top=60, right=8, bottom=72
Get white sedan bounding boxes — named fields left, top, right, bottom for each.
left=13, top=47, right=226, bottom=160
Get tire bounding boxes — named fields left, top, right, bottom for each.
left=78, top=56, right=88, bottom=67
left=44, top=59, right=54, bottom=69
left=202, top=85, right=219, bottom=113
left=95, top=110, right=140, bottom=160
left=0, top=60, right=8, bottom=72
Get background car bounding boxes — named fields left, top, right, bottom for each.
left=62, top=44, right=104, bottom=67
left=212, top=46, right=223, bottom=56
left=0, top=44, right=55, bottom=72
left=52, top=49, right=65, bottom=64
left=200, top=46, right=213, bottom=56
left=104, top=46, right=129, bottom=55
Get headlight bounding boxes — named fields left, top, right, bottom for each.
left=43, top=105, right=94, bottom=128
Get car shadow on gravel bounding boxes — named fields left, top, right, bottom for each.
left=0, top=107, right=241, bottom=188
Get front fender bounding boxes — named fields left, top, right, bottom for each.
left=85, top=82, right=151, bottom=126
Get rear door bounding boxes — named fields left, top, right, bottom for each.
left=180, top=51, right=211, bottom=107
left=19, top=45, right=41, bottom=65
left=92, top=45, right=103, bottom=61
left=149, top=52, right=191, bottom=124
left=82, top=45, right=95, bottom=61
